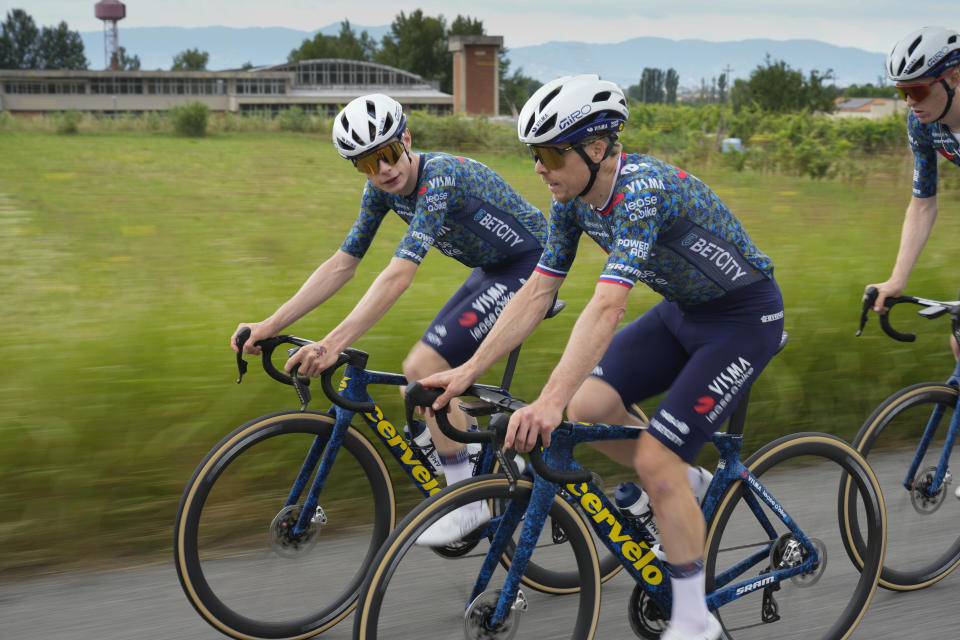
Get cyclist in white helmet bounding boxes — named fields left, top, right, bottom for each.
left=421, top=74, right=784, bottom=640
left=866, top=26, right=960, bottom=359
left=231, top=94, right=548, bottom=544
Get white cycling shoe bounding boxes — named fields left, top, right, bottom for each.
left=416, top=503, right=491, bottom=547
left=661, top=614, right=722, bottom=640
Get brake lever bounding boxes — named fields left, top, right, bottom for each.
left=856, top=287, right=879, bottom=337
left=235, top=327, right=251, bottom=383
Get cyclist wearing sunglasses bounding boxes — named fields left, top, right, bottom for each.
left=865, top=26, right=960, bottom=359
left=231, top=94, right=547, bottom=542
left=420, top=74, right=783, bottom=640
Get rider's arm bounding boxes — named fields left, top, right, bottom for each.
left=318, top=256, right=419, bottom=354
left=872, top=195, right=938, bottom=311
left=262, top=249, right=360, bottom=333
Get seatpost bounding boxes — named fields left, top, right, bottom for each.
left=499, top=344, right=522, bottom=392
left=725, top=388, right=752, bottom=436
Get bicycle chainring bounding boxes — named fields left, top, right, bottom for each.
left=911, top=466, right=950, bottom=514
left=464, top=589, right=526, bottom=640
left=269, top=504, right=320, bottom=559
left=627, top=583, right=669, bottom=639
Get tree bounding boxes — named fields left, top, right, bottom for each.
left=115, top=46, right=140, bottom=71
left=0, top=9, right=40, bottom=69
left=172, top=48, right=209, bottom=71
left=717, top=72, right=727, bottom=104
left=665, top=68, right=679, bottom=104
left=288, top=20, right=377, bottom=63
left=729, top=55, right=837, bottom=113
left=37, top=21, right=87, bottom=69
left=841, top=83, right=897, bottom=99
left=499, top=56, right=541, bottom=116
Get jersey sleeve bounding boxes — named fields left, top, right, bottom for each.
left=340, top=182, right=391, bottom=259
left=534, top=201, right=582, bottom=279
left=908, top=113, right=939, bottom=198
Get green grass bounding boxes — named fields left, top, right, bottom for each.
left=1, top=129, right=957, bottom=575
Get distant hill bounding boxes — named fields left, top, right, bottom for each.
left=78, top=25, right=887, bottom=88
left=505, top=37, right=887, bottom=89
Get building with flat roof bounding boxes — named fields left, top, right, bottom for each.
left=0, top=58, right=453, bottom=117
left=831, top=97, right=904, bottom=120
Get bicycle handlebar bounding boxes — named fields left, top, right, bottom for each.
left=235, top=327, right=376, bottom=413
left=857, top=286, right=960, bottom=342
left=404, top=382, right=593, bottom=484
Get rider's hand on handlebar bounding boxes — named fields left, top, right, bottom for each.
left=231, top=322, right=276, bottom=356
left=418, top=365, right=479, bottom=415
left=285, top=339, right=339, bottom=378
left=864, top=281, right=905, bottom=314
left=506, top=399, right=563, bottom=452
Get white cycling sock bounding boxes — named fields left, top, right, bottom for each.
left=441, top=448, right=473, bottom=486
left=668, top=561, right=709, bottom=635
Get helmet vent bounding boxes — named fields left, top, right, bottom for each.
left=382, top=113, right=394, bottom=135
left=539, top=86, right=562, bottom=112
left=593, top=91, right=611, bottom=102
left=949, top=35, right=958, bottom=45
left=906, top=58, right=924, bottom=76
left=907, top=36, right=922, bottom=56
left=536, top=113, right=557, bottom=135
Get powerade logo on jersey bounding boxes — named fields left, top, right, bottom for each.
left=565, top=482, right=663, bottom=586
left=558, top=104, right=593, bottom=130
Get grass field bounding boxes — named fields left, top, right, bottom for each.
left=1, top=129, right=958, bottom=575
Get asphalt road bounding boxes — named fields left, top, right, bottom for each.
left=3, top=450, right=958, bottom=640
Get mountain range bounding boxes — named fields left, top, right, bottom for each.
left=78, top=24, right=888, bottom=89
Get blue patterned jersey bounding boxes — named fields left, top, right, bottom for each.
left=340, top=153, right=546, bottom=269
left=907, top=112, right=960, bottom=198
left=535, top=153, right=774, bottom=306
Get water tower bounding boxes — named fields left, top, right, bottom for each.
left=95, top=0, right=126, bottom=70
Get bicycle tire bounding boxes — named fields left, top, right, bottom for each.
left=705, top=433, right=885, bottom=640
left=353, top=475, right=602, bottom=639
left=175, top=411, right=395, bottom=640
left=841, top=382, right=960, bottom=591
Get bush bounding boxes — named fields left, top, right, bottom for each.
left=276, top=106, right=312, bottom=132
left=170, top=102, right=209, bottom=137
left=0, top=110, right=12, bottom=130
left=55, top=110, right=83, bottom=135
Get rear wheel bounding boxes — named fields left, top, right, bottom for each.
left=705, top=433, right=885, bottom=640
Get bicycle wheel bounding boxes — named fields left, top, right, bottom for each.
left=175, top=411, right=395, bottom=640
left=705, top=433, right=885, bottom=640
left=354, top=475, right=602, bottom=639
left=841, top=382, right=960, bottom=590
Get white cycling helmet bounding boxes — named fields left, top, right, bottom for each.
left=887, top=26, right=960, bottom=82
left=332, top=93, right=406, bottom=159
left=518, top=74, right=628, bottom=146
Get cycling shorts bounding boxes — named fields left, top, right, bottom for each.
left=592, top=277, right=785, bottom=462
left=420, top=251, right=541, bottom=368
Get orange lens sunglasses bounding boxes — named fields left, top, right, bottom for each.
left=352, top=140, right=406, bottom=175
left=895, top=69, right=954, bottom=102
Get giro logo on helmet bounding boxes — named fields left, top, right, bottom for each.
left=558, top=104, right=593, bottom=130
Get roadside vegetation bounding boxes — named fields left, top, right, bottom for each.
left=1, top=112, right=957, bottom=576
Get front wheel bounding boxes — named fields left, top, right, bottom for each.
left=841, top=383, right=960, bottom=590
left=705, top=433, right=885, bottom=640
left=354, top=475, right=602, bottom=639
left=174, top=411, right=395, bottom=640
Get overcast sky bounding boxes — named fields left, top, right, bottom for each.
left=8, top=1, right=958, bottom=54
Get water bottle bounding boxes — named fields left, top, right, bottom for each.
left=403, top=419, right=443, bottom=476
left=615, top=481, right=660, bottom=544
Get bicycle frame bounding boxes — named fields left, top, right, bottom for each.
left=467, top=422, right=822, bottom=627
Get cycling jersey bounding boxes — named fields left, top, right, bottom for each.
left=535, top=153, right=774, bottom=307
left=341, top=153, right=546, bottom=268
left=908, top=112, right=960, bottom=197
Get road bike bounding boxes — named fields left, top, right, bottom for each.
left=174, top=301, right=623, bottom=640
left=354, top=333, right=888, bottom=639
left=841, top=287, right=960, bottom=591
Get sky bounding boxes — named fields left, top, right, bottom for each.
left=7, top=1, right=959, bottom=54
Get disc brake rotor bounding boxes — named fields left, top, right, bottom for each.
left=464, top=589, right=526, bottom=640
left=911, top=466, right=951, bottom=514
left=269, top=504, right=322, bottom=559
